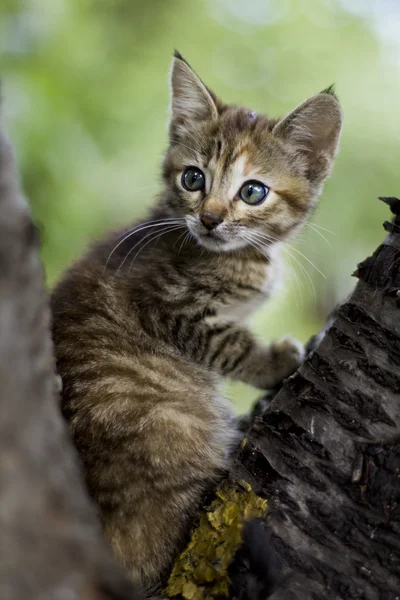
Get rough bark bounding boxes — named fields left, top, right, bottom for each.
left=229, top=197, right=400, bottom=600
left=0, top=117, right=141, bottom=599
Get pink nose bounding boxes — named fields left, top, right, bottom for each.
left=200, top=213, right=223, bottom=231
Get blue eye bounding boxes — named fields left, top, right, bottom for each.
left=182, top=167, right=205, bottom=192
left=239, top=181, right=269, bottom=205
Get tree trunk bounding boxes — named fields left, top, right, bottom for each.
left=1, top=110, right=399, bottom=600
left=0, top=117, right=141, bottom=599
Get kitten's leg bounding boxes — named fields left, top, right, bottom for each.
left=85, top=382, right=237, bottom=588
left=197, top=323, right=304, bottom=390
left=103, top=425, right=233, bottom=586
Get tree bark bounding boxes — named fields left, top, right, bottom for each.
left=0, top=117, right=141, bottom=599
left=229, top=198, right=400, bottom=599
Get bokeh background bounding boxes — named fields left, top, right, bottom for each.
left=1, top=0, right=399, bottom=410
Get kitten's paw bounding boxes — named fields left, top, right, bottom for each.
left=270, top=336, right=304, bottom=382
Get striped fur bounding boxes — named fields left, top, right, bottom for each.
left=51, top=53, right=342, bottom=587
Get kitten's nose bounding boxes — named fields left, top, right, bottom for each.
left=200, top=213, right=223, bottom=231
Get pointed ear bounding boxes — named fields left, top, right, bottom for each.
left=169, top=52, right=218, bottom=138
left=273, top=89, right=342, bottom=183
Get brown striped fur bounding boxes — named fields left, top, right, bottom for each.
left=51, top=52, right=342, bottom=587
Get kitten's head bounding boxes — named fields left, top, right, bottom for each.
left=162, top=51, right=342, bottom=253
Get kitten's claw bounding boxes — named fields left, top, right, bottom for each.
left=270, top=336, right=304, bottom=382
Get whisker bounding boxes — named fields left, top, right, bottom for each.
left=306, top=223, right=332, bottom=248
left=284, top=250, right=316, bottom=305
left=245, top=232, right=316, bottom=306
left=284, top=243, right=326, bottom=281
left=284, top=254, right=303, bottom=311
left=178, top=232, right=191, bottom=255
left=239, top=232, right=263, bottom=259
left=114, top=217, right=185, bottom=242
left=250, top=230, right=327, bottom=280
left=105, top=219, right=185, bottom=272
left=116, top=224, right=184, bottom=274
left=128, top=225, right=185, bottom=271
left=174, top=229, right=188, bottom=249
left=309, top=222, right=336, bottom=235
left=240, top=231, right=302, bottom=309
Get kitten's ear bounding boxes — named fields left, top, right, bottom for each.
left=169, top=51, right=218, bottom=138
left=273, top=89, right=342, bottom=183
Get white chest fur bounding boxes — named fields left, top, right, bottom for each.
left=217, top=250, right=283, bottom=323
left=218, top=290, right=267, bottom=323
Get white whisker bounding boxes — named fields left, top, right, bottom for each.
left=105, top=219, right=185, bottom=272
left=239, top=232, right=264, bottom=259
left=128, top=225, right=185, bottom=271
left=306, top=223, right=332, bottom=248
left=178, top=231, right=191, bottom=255
left=245, top=231, right=316, bottom=306
left=283, top=254, right=302, bottom=311
left=116, top=224, right=184, bottom=274
left=115, top=217, right=185, bottom=242
left=243, top=232, right=303, bottom=309
left=174, top=229, right=188, bottom=250
left=250, top=230, right=326, bottom=281
left=284, top=250, right=316, bottom=305
left=309, top=222, right=335, bottom=235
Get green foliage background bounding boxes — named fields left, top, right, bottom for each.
left=2, top=0, right=399, bottom=409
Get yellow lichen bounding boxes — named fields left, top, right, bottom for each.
left=166, top=480, right=268, bottom=599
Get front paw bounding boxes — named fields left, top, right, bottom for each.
left=270, top=337, right=304, bottom=383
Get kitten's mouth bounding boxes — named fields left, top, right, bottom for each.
left=194, top=229, right=226, bottom=249
left=199, top=229, right=221, bottom=240
left=186, top=222, right=226, bottom=250
left=186, top=219, right=247, bottom=253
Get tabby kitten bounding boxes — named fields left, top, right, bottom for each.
left=51, top=52, right=342, bottom=588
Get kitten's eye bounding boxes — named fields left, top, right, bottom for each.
left=239, top=181, right=269, bottom=205
left=182, top=167, right=205, bottom=192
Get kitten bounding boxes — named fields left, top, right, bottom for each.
left=51, top=51, right=342, bottom=588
